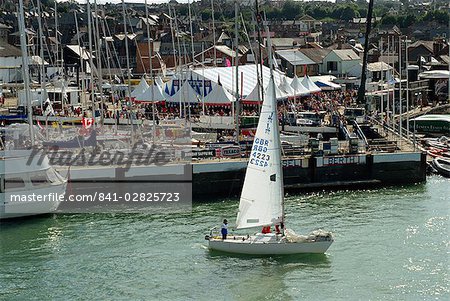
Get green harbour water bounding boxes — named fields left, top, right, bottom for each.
left=0, top=175, right=449, bottom=300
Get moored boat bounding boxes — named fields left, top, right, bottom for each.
left=431, top=157, right=450, bottom=178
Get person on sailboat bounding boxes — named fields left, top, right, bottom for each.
left=262, top=226, right=271, bottom=234
left=221, top=219, right=228, bottom=240
left=275, top=222, right=284, bottom=235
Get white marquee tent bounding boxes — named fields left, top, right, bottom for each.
left=192, top=64, right=291, bottom=100
left=203, top=83, right=235, bottom=105
left=130, top=77, right=150, bottom=98
left=165, top=80, right=200, bottom=103
left=301, top=75, right=322, bottom=93
left=135, top=83, right=166, bottom=103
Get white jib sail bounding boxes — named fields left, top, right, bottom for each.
left=236, top=77, right=284, bottom=229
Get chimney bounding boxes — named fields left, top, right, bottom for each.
left=337, top=36, right=343, bottom=50
left=433, top=38, right=444, bottom=56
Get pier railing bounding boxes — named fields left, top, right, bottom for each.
left=366, top=115, right=421, bottom=152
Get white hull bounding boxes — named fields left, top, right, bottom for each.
left=1, top=184, right=66, bottom=220
left=208, top=233, right=332, bottom=255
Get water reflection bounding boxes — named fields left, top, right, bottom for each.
left=206, top=250, right=331, bottom=300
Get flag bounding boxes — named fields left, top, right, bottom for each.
left=156, top=52, right=166, bottom=76
left=43, top=99, right=54, bottom=116
left=82, top=117, right=94, bottom=129
left=217, top=74, right=222, bottom=86
left=272, top=54, right=279, bottom=70
left=430, top=57, right=439, bottom=64
left=386, top=71, right=397, bottom=85
left=37, top=119, right=44, bottom=130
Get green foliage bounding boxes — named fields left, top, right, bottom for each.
left=280, top=0, right=303, bottom=19
left=381, top=15, right=398, bottom=25
left=381, top=10, right=449, bottom=27
left=421, top=10, right=449, bottom=24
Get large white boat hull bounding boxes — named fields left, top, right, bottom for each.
left=1, top=150, right=67, bottom=220
left=1, top=183, right=66, bottom=219
left=208, top=233, right=333, bottom=255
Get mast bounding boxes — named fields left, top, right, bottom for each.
left=168, top=4, right=177, bottom=71
left=18, top=0, right=34, bottom=145
left=36, top=0, right=46, bottom=110
left=188, top=0, right=195, bottom=64
left=74, top=11, right=86, bottom=109
left=387, top=35, right=390, bottom=128
left=399, top=35, right=402, bottom=139
left=210, top=0, right=217, bottom=66
left=391, top=36, right=395, bottom=132
left=380, top=37, right=384, bottom=128
left=122, top=0, right=134, bottom=144
left=266, top=25, right=284, bottom=225
left=94, top=0, right=104, bottom=124
left=145, top=0, right=156, bottom=145
left=87, top=0, right=96, bottom=121
left=234, top=0, right=240, bottom=143
left=356, top=0, right=374, bottom=105
left=255, top=0, right=264, bottom=104
left=54, top=1, right=59, bottom=74
left=405, top=36, right=409, bottom=139
left=241, top=12, right=262, bottom=108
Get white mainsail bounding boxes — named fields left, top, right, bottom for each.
left=236, top=77, right=284, bottom=229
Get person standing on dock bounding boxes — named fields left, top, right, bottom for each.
left=221, top=219, right=228, bottom=240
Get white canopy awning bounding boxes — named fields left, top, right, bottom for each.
left=300, top=76, right=321, bottom=93
left=130, top=77, right=149, bottom=98
left=290, top=75, right=310, bottom=95
left=135, top=83, right=166, bottom=102
left=166, top=81, right=200, bottom=103
left=191, top=64, right=294, bottom=99
left=203, top=83, right=235, bottom=104
left=244, top=82, right=262, bottom=102
left=279, top=76, right=295, bottom=95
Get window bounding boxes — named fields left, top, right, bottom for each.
left=327, top=61, right=338, bottom=71
left=30, top=171, right=51, bottom=187
left=5, top=177, right=25, bottom=190
left=46, top=169, right=62, bottom=184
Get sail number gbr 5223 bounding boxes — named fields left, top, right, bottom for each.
left=250, top=138, right=271, bottom=167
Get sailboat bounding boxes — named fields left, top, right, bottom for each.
left=205, top=62, right=333, bottom=256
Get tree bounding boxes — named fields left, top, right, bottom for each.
left=381, top=15, right=397, bottom=25
left=281, top=0, right=302, bottom=20
left=340, top=6, right=359, bottom=21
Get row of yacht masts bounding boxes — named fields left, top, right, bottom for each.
left=233, top=0, right=240, bottom=142
left=145, top=0, right=156, bottom=145
left=121, top=0, right=135, bottom=144
left=18, top=0, right=34, bottom=145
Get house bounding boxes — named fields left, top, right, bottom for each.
left=114, top=33, right=140, bottom=70
left=0, top=22, right=11, bottom=41
left=63, top=45, right=95, bottom=77
left=136, top=16, right=159, bottom=40
left=299, top=48, right=331, bottom=75
left=408, top=40, right=434, bottom=64
left=270, top=38, right=303, bottom=51
left=0, top=39, right=22, bottom=83
left=275, top=49, right=317, bottom=77
left=321, top=49, right=361, bottom=77
left=193, top=44, right=246, bottom=67
left=347, top=62, right=394, bottom=82
left=267, top=20, right=308, bottom=38
left=298, top=15, right=322, bottom=32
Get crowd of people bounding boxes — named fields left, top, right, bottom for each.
left=32, top=89, right=360, bottom=124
